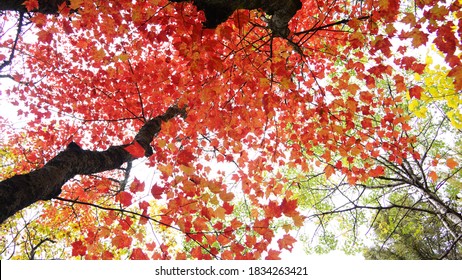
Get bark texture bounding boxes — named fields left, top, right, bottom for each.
left=0, top=106, right=186, bottom=224
left=1, top=0, right=302, bottom=37
left=172, top=0, right=302, bottom=37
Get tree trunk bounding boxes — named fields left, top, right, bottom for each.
left=1, top=0, right=302, bottom=37
left=172, top=0, right=302, bottom=37
left=0, top=106, right=185, bottom=224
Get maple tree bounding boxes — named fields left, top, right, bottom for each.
left=0, top=0, right=461, bottom=259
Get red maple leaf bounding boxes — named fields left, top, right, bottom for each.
left=151, top=184, right=165, bottom=199
left=101, top=251, right=114, bottom=260
left=264, top=200, right=282, bottom=218
left=71, top=240, right=87, bottom=257
left=123, top=141, right=146, bottom=159
left=139, top=201, right=150, bottom=211
left=409, top=85, right=423, bottom=99
left=116, top=191, right=133, bottom=207
left=129, top=178, right=145, bottom=193
left=112, top=234, right=132, bottom=249
left=130, top=248, right=149, bottom=260
left=369, top=166, right=385, bottom=177
left=280, top=198, right=298, bottom=217
left=449, top=65, right=462, bottom=90
left=177, top=149, right=195, bottom=166
left=23, top=0, right=39, bottom=11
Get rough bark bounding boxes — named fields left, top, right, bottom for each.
left=0, top=106, right=186, bottom=224
left=172, top=0, right=302, bottom=37
left=1, top=0, right=302, bottom=37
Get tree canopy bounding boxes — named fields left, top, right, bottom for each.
left=0, top=0, right=461, bottom=259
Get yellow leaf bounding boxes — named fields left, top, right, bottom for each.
left=157, top=139, right=166, bottom=148
left=118, top=53, right=130, bottom=62
left=280, top=77, right=292, bottom=90
left=408, top=98, right=419, bottom=111
left=414, top=106, right=427, bottom=118
left=448, top=111, right=462, bottom=129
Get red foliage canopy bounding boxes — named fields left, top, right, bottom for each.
left=0, top=0, right=460, bottom=259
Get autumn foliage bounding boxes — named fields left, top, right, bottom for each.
left=0, top=0, right=461, bottom=259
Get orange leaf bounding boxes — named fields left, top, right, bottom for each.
left=190, top=246, right=203, bottom=259
left=292, top=214, right=305, bottom=227
left=446, top=158, right=459, bottom=169
left=448, top=65, right=462, bottom=90
left=265, top=249, right=281, bottom=260
left=219, top=191, right=234, bottom=202
left=428, top=171, right=438, bottom=182
left=277, top=234, right=297, bottom=252
left=230, top=218, right=243, bottom=230
left=324, top=164, right=335, bottom=178
left=146, top=242, right=156, bottom=251
left=212, top=207, right=226, bottom=220
left=221, top=250, right=234, bottom=260
left=253, top=218, right=270, bottom=235
left=69, top=0, right=83, bottom=10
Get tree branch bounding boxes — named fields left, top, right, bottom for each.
left=0, top=11, right=24, bottom=73
left=439, top=234, right=462, bottom=259
left=0, top=106, right=186, bottom=224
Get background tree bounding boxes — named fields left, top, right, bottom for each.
left=1, top=0, right=461, bottom=259
left=288, top=50, right=462, bottom=259
left=363, top=201, right=462, bottom=260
